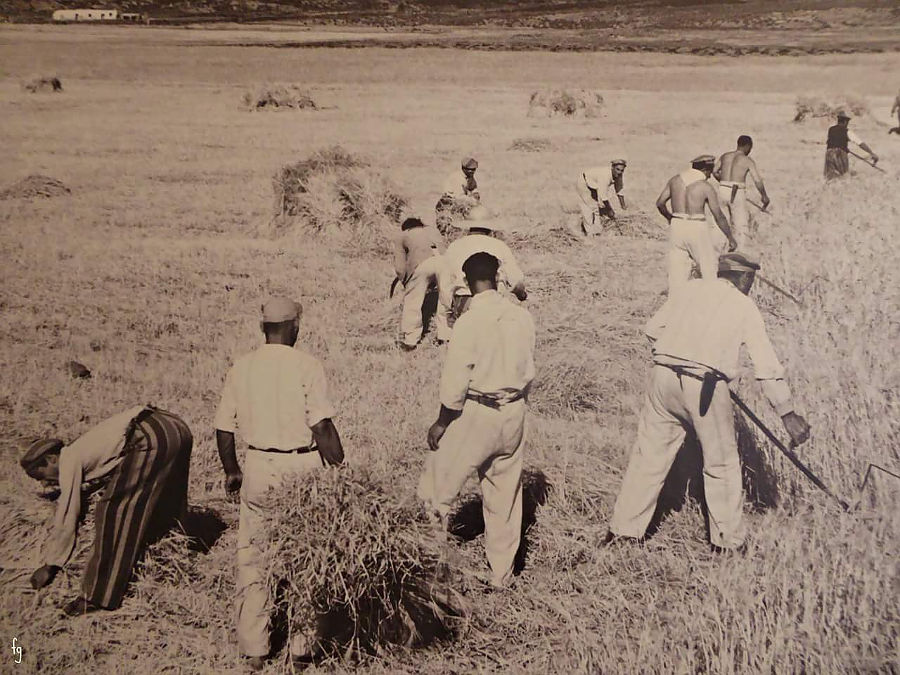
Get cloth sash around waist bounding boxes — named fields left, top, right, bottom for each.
left=466, top=389, right=526, bottom=410
left=671, top=213, right=706, bottom=222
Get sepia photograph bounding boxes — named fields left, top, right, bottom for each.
left=1, top=0, right=898, bottom=672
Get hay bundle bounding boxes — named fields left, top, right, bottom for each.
left=509, top=137, right=554, bottom=152
left=528, top=89, right=604, bottom=118
left=23, top=77, right=62, bottom=93
left=0, top=175, right=70, bottom=200
left=272, top=146, right=407, bottom=254
left=242, top=85, right=317, bottom=111
left=793, top=95, right=868, bottom=122
left=260, top=465, right=464, bottom=659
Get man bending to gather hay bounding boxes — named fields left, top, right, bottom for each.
left=22, top=406, right=193, bottom=616
left=419, top=251, right=536, bottom=589
left=214, top=296, right=343, bottom=671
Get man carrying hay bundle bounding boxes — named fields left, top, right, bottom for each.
left=714, top=136, right=770, bottom=245
left=21, top=405, right=193, bottom=616
left=605, top=252, right=811, bottom=553
left=393, top=214, right=447, bottom=351
left=438, top=205, right=527, bottom=337
left=656, top=155, right=736, bottom=296
left=214, top=297, right=344, bottom=670
left=435, top=157, right=481, bottom=238
left=824, top=111, right=879, bottom=179
left=419, top=251, right=536, bottom=589
left=576, top=159, right=628, bottom=235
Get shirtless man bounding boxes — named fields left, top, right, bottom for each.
left=656, top=155, right=736, bottom=295
left=714, top=136, right=770, bottom=245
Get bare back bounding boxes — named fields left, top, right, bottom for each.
left=718, top=150, right=753, bottom=184
left=684, top=180, right=717, bottom=216
left=665, top=173, right=709, bottom=214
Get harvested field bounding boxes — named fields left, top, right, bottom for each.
left=0, top=25, right=898, bottom=675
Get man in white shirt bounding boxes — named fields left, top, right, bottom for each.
left=435, top=156, right=480, bottom=237
left=606, top=252, right=810, bottom=552
left=419, top=251, right=536, bottom=588
left=439, top=205, right=527, bottom=338
left=576, top=159, right=627, bottom=235
left=214, top=297, right=343, bottom=670
left=22, top=406, right=193, bottom=616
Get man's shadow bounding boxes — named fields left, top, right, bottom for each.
left=445, top=468, right=551, bottom=575
left=646, top=412, right=779, bottom=539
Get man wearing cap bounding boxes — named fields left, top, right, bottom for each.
left=714, top=136, right=770, bottom=245
left=439, top=205, right=527, bottom=335
left=605, top=252, right=811, bottom=552
left=22, top=406, right=193, bottom=616
left=656, top=156, right=736, bottom=295
left=825, top=111, right=879, bottom=180
left=576, top=160, right=628, bottom=236
left=419, top=251, right=536, bottom=588
left=393, top=215, right=447, bottom=350
left=214, top=297, right=344, bottom=670
left=435, top=157, right=480, bottom=238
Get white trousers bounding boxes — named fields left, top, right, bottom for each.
left=609, top=366, right=747, bottom=549
left=400, top=255, right=448, bottom=346
left=237, top=449, right=323, bottom=657
left=575, top=176, right=602, bottom=235
left=417, top=400, right=526, bottom=586
left=668, top=216, right=718, bottom=295
left=717, top=182, right=749, bottom=246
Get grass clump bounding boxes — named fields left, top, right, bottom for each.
left=260, top=465, right=465, bottom=661
left=528, top=89, right=604, bottom=118
left=242, top=84, right=317, bottom=111
left=0, top=174, right=70, bottom=200
left=793, top=94, right=868, bottom=122
left=509, top=137, right=554, bottom=152
left=272, top=146, right=407, bottom=254
left=22, top=76, right=62, bottom=93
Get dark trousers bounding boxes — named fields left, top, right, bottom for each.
left=82, top=408, right=193, bottom=609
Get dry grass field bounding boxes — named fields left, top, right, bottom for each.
left=1, top=26, right=899, bottom=674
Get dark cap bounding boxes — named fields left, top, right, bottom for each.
left=20, top=438, right=64, bottom=472
left=836, top=110, right=851, bottom=120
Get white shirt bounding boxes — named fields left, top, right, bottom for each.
left=583, top=166, right=623, bottom=201
left=442, top=170, right=478, bottom=198
left=440, top=290, right=536, bottom=410
left=441, top=233, right=525, bottom=302
left=214, top=344, right=335, bottom=450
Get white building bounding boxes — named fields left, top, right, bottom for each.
left=52, top=9, right=119, bottom=22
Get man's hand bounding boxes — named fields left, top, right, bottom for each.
left=427, top=422, right=447, bottom=452
left=870, top=154, right=879, bottom=165
left=727, top=236, right=739, bottom=252
left=782, top=412, right=811, bottom=447
left=513, top=287, right=528, bottom=302
left=224, top=471, right=242, bottom=503
left=761, top=195, right=770, bottom=211
left=30, top=564, right=60, bottom=590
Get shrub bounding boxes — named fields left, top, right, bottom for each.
left=793, top=95, right=868, bottom=122
left=23, top=76, right=62, bottom=93
left=242, top=84, right=317, bottom=111
left=528, top=89, right=604, bottom=118
left=0, top=175, right=70, bottom=200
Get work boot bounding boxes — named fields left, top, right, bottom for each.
left=62, top=596, right=104, bottom=617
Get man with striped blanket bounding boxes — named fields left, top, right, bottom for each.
left=21, top=405, right=193, bottom=616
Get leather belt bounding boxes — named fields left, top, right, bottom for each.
left=466, top=389, right=526, bottom=410
left=250, top=445, right=316, bottom=455
left=657, top=363, right=727, bottom=418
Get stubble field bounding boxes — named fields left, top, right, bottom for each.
left=0, top=26, right=898, bottom=674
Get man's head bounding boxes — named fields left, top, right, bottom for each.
left=461, top=157, right=478, bottom=179
left=462, top=251, right=500, bottom=295
left=836, top=110, right=851, bottom=127
left=260, top=297, right=302, bottom=346
left=400, top=216, right=425, bottom=231
left=737, top=135, right=753, bottom=154
left=465, top=204, right=505, bottom=236
left=691, top=154, right=716, bottom=177
left=717, top=251, right=761, bottom=295
left=21, top=438, right=64, bottom=485
left=611, top=158, right=627, bottom=179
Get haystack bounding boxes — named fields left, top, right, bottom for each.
left=272, top=146, right=407, bottom=254
left=243, top=85, right=317, bottom=111
left=793, top=95, right=868, bottom=122
left=23, top=77, right=62, bottom=93
left=260, top=466, right=464, bottom=659
left=0, top=175, right=70, bottom=200
left=528, top=89, right=604, bottom=118
left=509, top=137, right=554, bottom=152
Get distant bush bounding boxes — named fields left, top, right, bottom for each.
left=0, top=174, right=70, bottom=200
left=528, top=89, right=604, bottom=118
left=793, top=95, right=868, bottom=122
left=22, top=76, right=62, bottom=93
left=243, top=84, right=317, bottom=111
left=272, top=146, right=407, bottom=254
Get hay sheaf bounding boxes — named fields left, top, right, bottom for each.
left=22, top=77, right=62, bottom=93
left=242, top=84, right=317, bottom=111
left=271, top=146, right=407, bottom=254
left=793, top=95, right=868, bottom=122
left=0, top=175, right=70, bottom=200
left=528, top=89, right=604, bottom=118
left=509, top=137, right=554, bottom=152
left=260, top=465, right=465, bottom=660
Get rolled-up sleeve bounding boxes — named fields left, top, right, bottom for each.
left=306, top=359, right=337, bottom=427
left=743, top=305, right=786, bottom=381
left=440, top=317, right=477, bottom=410
left=43, top=452, right=83, bottom=568
left=213, top=368, right=238, bottom=433
left=496, top=242, right=525, bottom=291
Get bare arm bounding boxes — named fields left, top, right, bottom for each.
left=216, top=429, right=242, bottom=502
left=713, top=155, right=724, bottom=182
left=747, top=160, right=770, bottom=208
left=858, top=142, right=878, bottom=163
left=706, top=185, right=736, bottom=250
left=656, top=182, right=672, bottom=221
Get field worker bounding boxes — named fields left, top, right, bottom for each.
left=435, top=156, right=480, bottom=238
left=824, top=110, right=879, bottom=180
left=656, top=155, right=736, bottom=295
left=419, top=251, right=536, bottom=588
left=713, top=136, right=770, bottom=244
left=214, top=297, right=344, bottom=671
left=439, top=205, right=527, bottom=334
left=605, top=252, right=811, bottom=552
left=22, top=406, right=193, bottom=616
left=890, top=90, right=900, bottom=135
left=576, top=159, right=627, bottom=235
left=393, top=215, right=447, bottom=351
